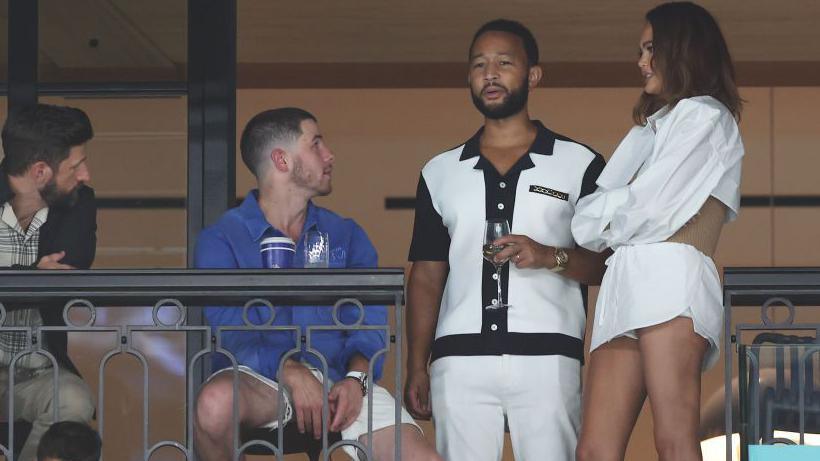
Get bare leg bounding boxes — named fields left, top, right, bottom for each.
left=638, top=317, right=708, bottom=461
left=366, top=424, right=441, bottom=461
left=194, top=371, right=283, bottom=461
left=576, top=336, right=647, bottom=461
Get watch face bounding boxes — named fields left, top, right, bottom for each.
left=346, top=372, right=368, bottom=395
left=552, top=248, right=568, bottom=272
left=562, top=249, right=570, bottom=261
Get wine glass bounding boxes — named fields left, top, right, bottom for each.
left=482, top=218, right=511, bottom=310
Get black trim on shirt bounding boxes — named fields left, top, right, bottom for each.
left=580, top=153, right=606, bottom=200
left=460, top=120, right=556, bottom=161
left=412, top=122, right=598, bottom=364
left=476, top=156, right=527, bottom=329
left=431, top=332, right=584, bottom=363
left=550, top=131, right=606, bottom=200
left=408, top=173, right=450, bottom=261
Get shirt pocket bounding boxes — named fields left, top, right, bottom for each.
left=515, top=181, right=576, bottom=246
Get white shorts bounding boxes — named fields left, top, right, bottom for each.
left=209, top=365, right=419, bottom=459
left=591, top=243, right=723, bottom=370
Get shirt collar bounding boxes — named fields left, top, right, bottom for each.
left=239, top=190, right=320, bottom=242
left=0, top=202, right=49, bottom=236
left=459, top=120, right=556, bottom=161
left=646, top=105, right=672, bottom=133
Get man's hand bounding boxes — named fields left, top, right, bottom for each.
left=280, top=360, right=325, bottom=438
left=328, top=378, right=363, bottom=432
left=36, top=251, right=75, bottom=270
left=404, top=368, right=433, bottom=420
left=493, top=234, right=551, bottom=270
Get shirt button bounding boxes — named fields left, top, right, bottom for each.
left=499, top=182, right=507, bottom=189
left=497, top=203, right=504, bottom=210
left=492, top=273, right=498, bottom=280
left=490, top=324, right=498, bottom=331
left=491, top=298, right=498, bottom=305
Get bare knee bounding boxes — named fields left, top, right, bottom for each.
left=412, top=452, right=443, bottom=461
left=56, top=377, right=94, bottom=422
left=403, top=426, right=443, bottom=461
left=427, top=452, right=444, bottom=461
left=195, top=377, right=238, bottom=436
left=650, top=396, right=701, bottom=459
left=654, top=430, right=700, bottom=460
left=576, top=439, right=622, bottom=461
left=370, top=424, right=442, bottom=461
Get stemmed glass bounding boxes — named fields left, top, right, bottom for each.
left=482, top=218, right=511, bottom=310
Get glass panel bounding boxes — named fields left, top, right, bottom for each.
left=38, top=0, right=186, bottom=82
left=68, top=303, right=190, bottom=461
left=739, top=342, right=820, bottom=452
left=40, top=96, right=187, bottom=268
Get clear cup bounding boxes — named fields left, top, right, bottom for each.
left=302, top=231, right=329, bottom=268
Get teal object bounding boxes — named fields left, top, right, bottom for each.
left=749, top=445, right=820, bottom=461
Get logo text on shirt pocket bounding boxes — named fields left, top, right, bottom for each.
left=529, top=185, right=569, bottom=201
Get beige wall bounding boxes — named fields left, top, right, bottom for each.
left=34, top=86, right=812, bottom=272
left=2, top=86, right=819, bottom=460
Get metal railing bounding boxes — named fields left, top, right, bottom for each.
left=0, top=268, right=405, bottom=461
left=724, top=267, right=820, bottom=461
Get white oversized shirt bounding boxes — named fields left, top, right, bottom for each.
left=571, top=96, right=744, bottom=370
left=572, top=96, right=743, bottom=251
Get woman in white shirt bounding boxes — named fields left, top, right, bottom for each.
left=572, top=3, right=744, bottom=461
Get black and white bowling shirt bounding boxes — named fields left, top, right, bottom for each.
left=409, top=121, right=605, bottom=364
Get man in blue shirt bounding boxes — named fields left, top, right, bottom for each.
left=193, top=108, right=439, bottom=461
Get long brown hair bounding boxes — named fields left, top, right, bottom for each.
left=633, top=2, right=742, bottom=125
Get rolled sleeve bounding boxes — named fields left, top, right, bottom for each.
left=338, top=305, right=388, bottom=380
left=573, top=99, right=742, bottom=250
left=339, top=224, right=388, bottom=379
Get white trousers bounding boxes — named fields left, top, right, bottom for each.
left=430, top=355, right=580, bottom=461
left=0, top=369, right=95, bottom=461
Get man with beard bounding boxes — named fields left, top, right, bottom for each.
left=0, top=103, right=96, bottom=461
left=404, top=20, right=609, bottom=460
left=193, top=108, right=441, bottom=461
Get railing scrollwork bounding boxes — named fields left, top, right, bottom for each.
left=0, top=268, right=404, bottom=461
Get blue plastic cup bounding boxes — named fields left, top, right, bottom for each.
left=260, top=237, right=295, bottom=268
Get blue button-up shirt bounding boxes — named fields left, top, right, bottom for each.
left=194, top=191, right=387, bottom=382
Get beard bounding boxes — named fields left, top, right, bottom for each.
left=42, top=179, right=80, bottom=208
left=471, top=76, right=530, bottom=120
left=291, top=157, right=332, bottom=197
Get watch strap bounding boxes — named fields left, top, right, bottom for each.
left=345, top=371, right=368, bottom=396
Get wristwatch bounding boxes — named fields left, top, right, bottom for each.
left=550, top=247, right=569, bottom=273
left=345, top=371, right=368, bottom=396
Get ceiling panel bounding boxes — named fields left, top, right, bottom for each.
left=38, top=0, right=177, bottom=68
left=236, top=0, right=820, bottom=63
left=1, top=0, right=819, bottom=82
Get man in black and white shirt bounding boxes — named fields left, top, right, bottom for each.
left=404, top=20, right=608, bottom=460
left=0, top=104, right=97, bottom=461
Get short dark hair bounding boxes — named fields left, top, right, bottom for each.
left=37, top=421, right=101, bottom=461
left=633, top=1, right=742, bottom=124
left=1, top=103, right=93, bottom=176
left=239, top=107, right=317, bottom=177
left=469, top=19, right=539, bottom=67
